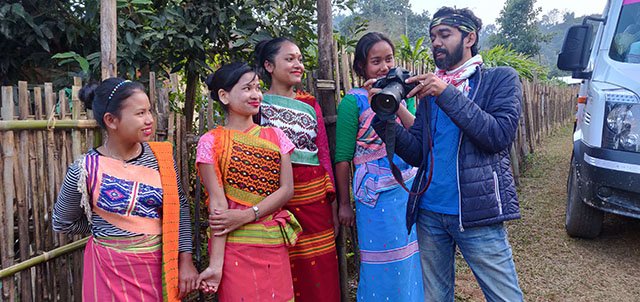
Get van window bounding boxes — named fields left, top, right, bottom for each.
left=610, top=0, right=640, bottom=63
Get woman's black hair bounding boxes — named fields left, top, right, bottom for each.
left=433, top=7, right=483, bottom=56
left=353, top=32, right=395, bottom=78
left=205, top=62, right=256, bottom=110
left=78, top=77, right=145, bottom=129
left=253, top=37, right=296, bottom=85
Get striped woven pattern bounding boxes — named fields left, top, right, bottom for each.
left=226, top=210, right=302, bottom=247
left=288, top=228, right=336, bottom=260
left=289, top=172, right=334, bottom=205
left=148, top=142, right=180, bottom=302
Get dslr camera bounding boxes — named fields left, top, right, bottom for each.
left=371, top=67, right=416, bottom=121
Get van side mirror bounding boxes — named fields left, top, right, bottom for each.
left=557, top=24, right=594, bottom=78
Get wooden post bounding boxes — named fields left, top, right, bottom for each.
left=16, top=81, right=33, bottom=302
left=333, top=39, right=341, bottom=104
left=0, top=130, right=4, bottom=299
left=1, top=86, right=16, bottom=302
left=316, top=0, right=348, bottom=301
left=524, top=81, right=536, bottom=154
left=33, top=86, right=46, bottom=302
left=71, top=83, right=83, bottom=160
left=207, top=92, right=215, bottom=130
left=101, top=0, right=117, bottom=79
left=340, top=47, right=352, bottom=97
left=149, top=71, right=157, bottom=114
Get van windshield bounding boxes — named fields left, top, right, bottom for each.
left=610, top=0, right=640, bottom=63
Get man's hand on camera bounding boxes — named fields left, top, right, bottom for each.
left=406, top=73, right=448, bottom=99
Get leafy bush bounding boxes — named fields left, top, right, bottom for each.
left=480, top=44, right=549, bottom=81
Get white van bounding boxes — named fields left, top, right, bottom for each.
left=558, top=0, right=640, bottom=238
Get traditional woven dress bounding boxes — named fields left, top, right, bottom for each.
left=53, top=142, right=188, bottom=302
left=258, top=92, right=340, bottom=302
left=196, top=125, right=303, bottom=302
left=335, top=88, right=424, bottom=301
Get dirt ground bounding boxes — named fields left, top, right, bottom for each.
left=454, top=126, right=640, bottom=301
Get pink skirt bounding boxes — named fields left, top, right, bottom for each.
left=82, top=235, right=163, bottom=301
left=212, top=241, right=294, bottom=302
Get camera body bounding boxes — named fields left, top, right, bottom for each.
left=371, top=67, right=416, bottom=121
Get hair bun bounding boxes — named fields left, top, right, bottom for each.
left=78, top=83, right=98, bottom=110
left=205, top=73, right=216, bottom=90
left=254, top=40, right=270, bottom=63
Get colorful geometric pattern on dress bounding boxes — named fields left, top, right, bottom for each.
left=212, top=126, right=282, bottom=207
left=97, top=174, right=134, bottom=215
left=226, top=141, right=280, bottom=196
left=288, top=229, right=337, bottom=260
left=97, top=174, right=163, bottom=219
left=147, top=142, right=182, bottom=302
left=261, top=94, right=320, bottom=165
left=135, top=183, right=163, bottom=218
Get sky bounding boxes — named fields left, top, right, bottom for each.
left=409, top=0, right=608, bottom=25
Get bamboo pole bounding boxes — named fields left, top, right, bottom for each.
left=17, top=81, right=34, bottom=302
left=32, top=86, right=45, bottom=302
left=1, top=86, right=16, bottom=301
left=168, top=111, right=175, bottom=144
left=0, top=237, right=89, bottom=279
left=524, top=81, right=536, bottom=154
left=340, top=47, right=352, bottom=96
left=0, top=119, right=99, bottom=130
left=0, top=130, right=4, bottom=298
left=207, top=92, right=215, bottom=130
left=333, top=39, right=341, bottom=104
left=179, top=115, right=189, bottom=193
left=71, top=84, right=82, bottom=160
left=44, top=90, right=59, bottom=298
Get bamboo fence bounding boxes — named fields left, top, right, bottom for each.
left=0, top=74, right=187, bottom=302
left=1, top=57, right=577, bottom=301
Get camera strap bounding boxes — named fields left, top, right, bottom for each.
left=384, top=119, right=433, bottom=196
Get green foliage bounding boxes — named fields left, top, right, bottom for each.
left=0, top=0, right=99, bottom=84
left=52, top=51, right=101, bottom=80
left=334, top=16, right=368, bottom=52
left=398, top=34, right=430, bottom=66
left=0, top=0, right=319, bottom=130
left=480, top=44, right=548, bottom=80
left=491, top=0, right=551, bottom=57
left=334, top=0, right=430, bottom=47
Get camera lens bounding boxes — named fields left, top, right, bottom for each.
left=373, top=94, right=397, bottom=112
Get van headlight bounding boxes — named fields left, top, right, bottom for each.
left=602, top=91, right=640, bottom=152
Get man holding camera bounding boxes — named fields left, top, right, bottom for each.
left=372, top=7, right=524, bottom=301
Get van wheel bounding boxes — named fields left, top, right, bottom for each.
left=565, top=160, right=603, bottom=238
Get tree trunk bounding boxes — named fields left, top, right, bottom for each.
left=183, top=65, right=198, bottom=133
left=317, top=1, right=350, bottom=301
left=100, top=0, right=117, bottom=79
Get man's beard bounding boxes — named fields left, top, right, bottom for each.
left=433, top=39, right=464, bottom=70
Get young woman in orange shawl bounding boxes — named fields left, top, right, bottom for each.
left=53, top=78, right=198, bottom=301
left=196, top=62, right=301, bottom=301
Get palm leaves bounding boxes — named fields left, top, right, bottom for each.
left=397, top=35, right=434, bottom=73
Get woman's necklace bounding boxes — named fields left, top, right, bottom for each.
left=104, top=142, right=141, bottom=168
